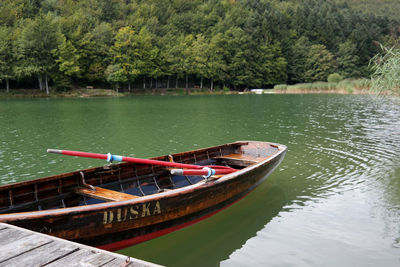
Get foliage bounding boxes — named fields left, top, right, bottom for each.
left=16, top=12, right=63, bottom=94
left=0, top=26, right=14, bottom=92
left=0, top=0, right=398, bottom=91
left=327, top=73, right=343, bottom=83
left=304, top=44, right=335, bottom=82
left=287, top=82, right=338, bottom=91
left=337, top=41, right=360, bottom=78
left=274, top=84, right=287, bottom=90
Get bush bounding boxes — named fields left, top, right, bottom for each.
left=274, top=84, right=287, bottom=90
left=287, top=82, right=337, bottom=90
left=337, top=78, right=371, bottom=91
left=327, top=73, right=343, bottom=83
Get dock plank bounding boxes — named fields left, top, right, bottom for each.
left=0, top=223, right=161, bottom=266
left=81, top=251, right=116, bottom=266
left=0, top=233, right=51, bottom=263
left=102, top=257, right=148, bottom=267
left=0, top=240, right=78, bottom=267
left=46, top=249, right=114, bottom=267
left=0, top=228, right=32, bottom=247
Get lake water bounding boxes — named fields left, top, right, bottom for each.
left=0, top=94, right=399, bottom=266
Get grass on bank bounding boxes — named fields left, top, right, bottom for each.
left=0, top=86, right=237, bottom=98
left=0, top=88, right=124, bottom=98
left=274, top=78, right=371, bottom=94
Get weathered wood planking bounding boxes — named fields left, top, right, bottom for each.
left=0, top=223, right=162, bottom=267
left=0, top=234, right=51, bottom=263
left=76, top=186, right=139, bottom=202
left=44, top=249, right=115, bottom=267
left=215, top=153, right=262, bottom=166
left=0, top=241, right=78, bottom=266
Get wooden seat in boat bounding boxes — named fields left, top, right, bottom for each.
left=76, top=187, right=139, bottom=202
left=215, top=153, right=264, bottom=167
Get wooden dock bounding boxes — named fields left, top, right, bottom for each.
left=0, top=223, right=161, bottom=267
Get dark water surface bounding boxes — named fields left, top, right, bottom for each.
left=0, top=94, right=399, bottom=266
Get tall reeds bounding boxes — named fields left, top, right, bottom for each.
left=274, top=79, right=371, bottom=93
left=369, top=45, right=400, bottom=96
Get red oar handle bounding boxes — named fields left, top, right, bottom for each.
left=47, top=149, right=236, bottom=172
left=47, top=149, right=108, bottom=160
left=170, top=168, right=236, bottom=177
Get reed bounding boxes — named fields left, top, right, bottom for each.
left=369, top=45, right=400, bottom=96
left=286, top=82, right=338, bottom=90
left=273, top=84, right=287, bottom=90
left=274, top=78, right=371, bottom=93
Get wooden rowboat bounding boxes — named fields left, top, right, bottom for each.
left=0, top=141, right=286, bottom=251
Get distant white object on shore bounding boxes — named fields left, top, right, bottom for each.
left=251, top=89, right=264, bottom=94
left=250, top=89, right=274, bottom=94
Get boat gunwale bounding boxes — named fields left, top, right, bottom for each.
left=0, top=141, right=286, bottom=220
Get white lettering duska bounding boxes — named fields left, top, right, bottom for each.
left=103, top=201, right=162, bottom=224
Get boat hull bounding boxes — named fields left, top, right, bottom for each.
left=0, top=141, right=286, bottom=251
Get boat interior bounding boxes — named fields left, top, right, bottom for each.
left=0, top=142, right=279, bottom=214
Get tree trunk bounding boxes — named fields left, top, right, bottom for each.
left=143, top=77, right=146, bottom=89
left=155, top=78, right=158, bottom=88
left=6, top=79, right=9, bottom=93
left=150, top=78, right=153, bottom=88
left=185, top=74, right=189, bottom=95
left=45, top=74, right=49, bottom=95
left=176, top=75, right=178, bottom=88
left=38, top=76, right=43, bottom=91
left=128, top=82, right=131, bottom=92
left=200, top=77, right=203, bottom=90
left=167, top=76, right=170, bottom=89
left=211, top=78, right=214, bottom=91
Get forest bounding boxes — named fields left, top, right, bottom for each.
left=0, top=0, right=399, bottom=93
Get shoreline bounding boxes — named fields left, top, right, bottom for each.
left=274, top=88, right=371, bottom=95
left=0, top=87, right=375, bottom=99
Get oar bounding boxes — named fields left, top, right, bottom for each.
left=170, top=168, right=236, bottom=177
left=47, top=149, right=236, bottom=172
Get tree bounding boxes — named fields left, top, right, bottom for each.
left=165, top=34, right=187, bottom=89
left=222, top=26, right=253, bottom=88
left=255, top=41, right=287, bottom=86
left=134, top=28, right=160, bottom=89
left=190, top=34, right=208, bottom=89
left=304, top=44, right=335, bottom=82
left=182, top=34, right=195, bottom=91
left=337, top=40, right=360, bottom=78
left=80, top=22, right=115, bottom=83
left=108, top=26, right=159, bottom=91
left=0, top=27, right=15, bottom=92
left=287, top=36, right=311, bottom=83
left=207, top=33, right=227, bottom=90
left=0, top=0, right=395, bottom=92
left=158, top=33, right=176, bottom=89
left=55, top=36, right=81, bottom=78
left=105, top=64, right=127, bottom=91
left=108, top=26, right=139, bottom=91
left=16, top=13, right=63, bottom=94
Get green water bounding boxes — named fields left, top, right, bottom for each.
left=0, top=94, right=399, bottom=266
